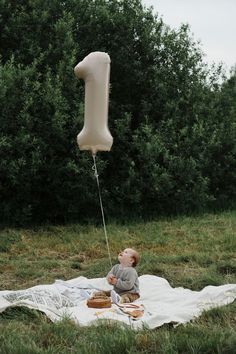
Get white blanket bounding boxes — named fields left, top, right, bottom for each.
left=0, top=275, right=235, bottom=329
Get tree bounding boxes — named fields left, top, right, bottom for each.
left=0, top=0, right=235, bottom=224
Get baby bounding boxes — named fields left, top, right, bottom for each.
left=84, top=248, right=140, bottom=304
left=108, top=248, right=140, bottom=304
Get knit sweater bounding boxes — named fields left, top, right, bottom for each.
left=107, top=264, right=139, bottom=295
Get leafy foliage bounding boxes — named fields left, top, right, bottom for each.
left=0, top=0, right=235, bottom=224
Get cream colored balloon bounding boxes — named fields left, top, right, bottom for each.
left=74, top=52, right=113, bottom=154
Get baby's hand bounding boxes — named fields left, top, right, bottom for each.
left=108, top=274, right=117, bottom=285
left=107, top=274, right=114, bottom=284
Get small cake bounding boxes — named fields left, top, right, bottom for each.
left=87, top=297, right=112, bottom=308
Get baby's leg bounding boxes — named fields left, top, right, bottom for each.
left=120, top=293, right=140, bottom=303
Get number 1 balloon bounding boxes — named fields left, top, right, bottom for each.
left=74, top=52, right=113, bottom=267
left=74, top=51, right=113, bottom=155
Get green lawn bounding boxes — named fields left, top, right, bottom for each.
left=0, top=211, right=236, bottom=353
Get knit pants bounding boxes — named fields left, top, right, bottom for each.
left=93, top=290, right=140, bottom=303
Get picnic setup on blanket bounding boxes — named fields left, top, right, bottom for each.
left=1, top=275, right=236, bottom=330
left=2, top=53, right=235, bottom=330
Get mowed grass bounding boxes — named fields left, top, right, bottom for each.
left=0, top=210, right=236, bottom=353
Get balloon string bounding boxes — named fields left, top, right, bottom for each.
left=92, top=154, right=112, bottom=268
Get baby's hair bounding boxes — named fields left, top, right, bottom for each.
left=131, top=249, right=140, bottom=267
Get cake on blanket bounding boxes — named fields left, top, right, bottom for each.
left=87, top=297, right=112, bottom=308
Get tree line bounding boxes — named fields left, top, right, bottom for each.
left=0, top=0, right=235, bottom=225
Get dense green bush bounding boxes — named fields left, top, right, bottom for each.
left=0, top=0, right=235, bottom=224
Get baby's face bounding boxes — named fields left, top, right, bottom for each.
left=118, top=248, right=134, bottom=266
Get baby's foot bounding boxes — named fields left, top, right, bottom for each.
left=111, top=290, right=121, bottom=304
left=120, top=295, right=131, bottom=304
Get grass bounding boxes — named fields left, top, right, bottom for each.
left=0, top=210, right=236, bottom=353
